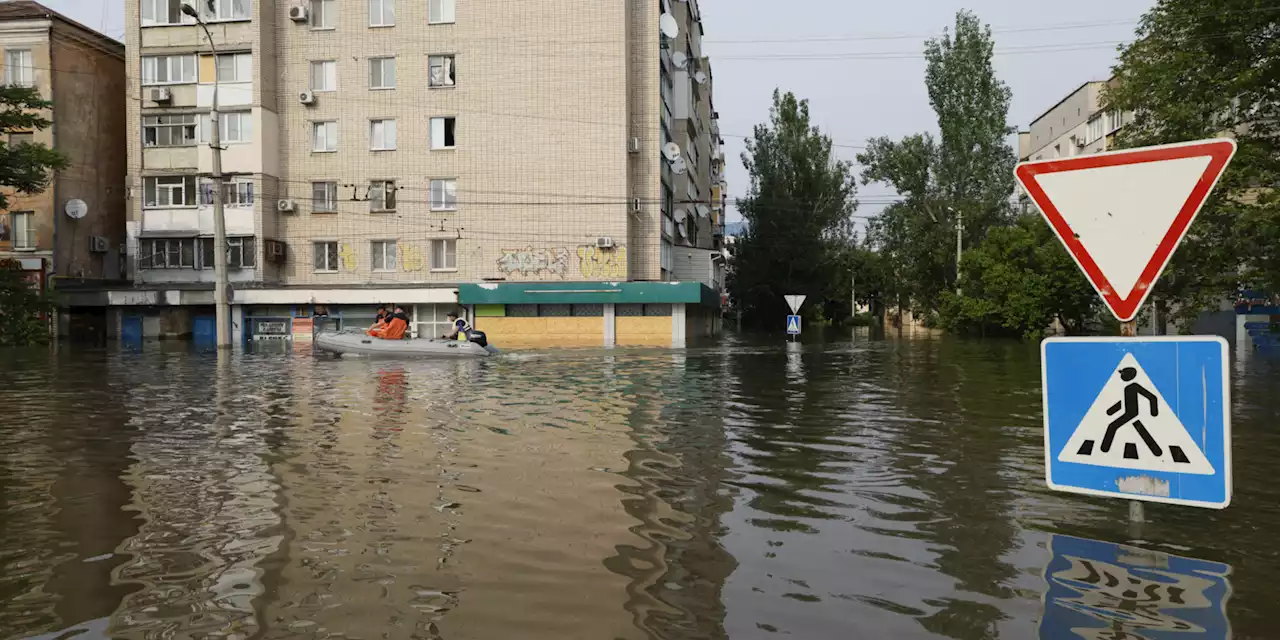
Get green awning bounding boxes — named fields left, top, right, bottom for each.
left=458, top=281, right=719, bottom=308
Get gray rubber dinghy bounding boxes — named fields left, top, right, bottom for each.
left=314, top=328, right=498, bottom=358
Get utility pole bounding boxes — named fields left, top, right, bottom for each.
left=184, top=3, right=231, bottom=348
left=955, top=207, right=964, bottom=294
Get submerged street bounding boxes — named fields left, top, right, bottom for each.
left=1, top=334, right=1277, bottom=639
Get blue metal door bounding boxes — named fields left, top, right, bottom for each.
left=193, top=316, right=216, bottom=345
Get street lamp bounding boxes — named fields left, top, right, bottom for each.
left=180, top=1, right=232, bottom=348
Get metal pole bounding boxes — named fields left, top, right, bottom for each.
left=190, top=12, right=231, bottom=348
left=955, top=208, right=963, bottom=293
left=1121, top=318, right=1144, bottom=526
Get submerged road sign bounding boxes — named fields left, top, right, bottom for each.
left=785, top=295, right=806, bottom=314
left=1016, top=139, right=1237, bottom=321
left=1041, top=336, right=1230, bottom=508
left=786, top=315, right=801, bottom=335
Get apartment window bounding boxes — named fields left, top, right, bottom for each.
left=201, top=237, right=256, bottom=269
left=312, top=181, right=337, bottom=212
left=8, top=132, right=32, bottom=146
left=201, top=179, right=254, bottom=207
left=310, top=0, right=334, bottom=28
left=141, top=54, right=196, bottom=85
left=200, top=111, right=252, bottom=143
left=430, top=117, right=455, bottom=149
left=4, top=50, right=32, bottom=87
left=430, top=179, right=456, bottom=210
left=312, top=121, right=338, bottom=152
left=314, top=241, right=339, bottom=272
left=369, top=0, right=395, bottom=26
left=10, top=212, right=34, bottom=249
left=143, top=176, right=198, bottom=207
left=209, top=52, right=252, bottom=83
left=428, top=55, right=455, bottom=87
left=310, top=60, right=336, bottom=91
left=206, top=0, right=251, bottom=21
left=369, top=57, right=395, bottom=89
left=140, top=238, right=196, bottom=269
left=1087, top=115, right=1104, bottom=144
left=369, top=119, right=396, bottom=150
left=141, top=0, right=196, bottom=26
left=431, top=239, right=456, bottom=271
left=372, top=240, right=397, bottom=272
left=142, top=114, right=198, bottom=147
left=1108, top=110, right=1124, bottom=132
left=369, top=180, right=396, bottom=212
left=428, top=0, right=455, bottom=24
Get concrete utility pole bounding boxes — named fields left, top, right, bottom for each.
left=183, top=3, right=231, bottom=348
left=955, top=207, right=963, bottom=294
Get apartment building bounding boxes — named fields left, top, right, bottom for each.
left=1020, top=79, right=1130, bottom=163
left=108, top=0, right=724, bottom=347
left=0, top=1, right=126, bottom=290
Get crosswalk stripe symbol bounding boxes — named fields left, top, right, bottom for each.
left=787, top=316, right=800, bottom=333
left=1058, top=353, right=1214, bottom=474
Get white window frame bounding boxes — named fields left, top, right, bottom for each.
left=312, top=181, right=338, bottom=212
left=369, top=118, right=396, bottom=151
left=201, top=178, right=255, bottom=207
left=208, top=52, right=252, bottom=84
left=312, top=121, right=338, bottom=152
left=430, top=179, right=457, bottom=211
left=314, top=241, right=339, bottom=272
left=141, top=54, right=196, bottom=86
left=372, top=240, right=397, bottom=272
left=428, top=55, right=455, bottom=88
left=430, top=117, right=456, bottom=150
left=368, top=0, right=395, bottom=27
left=310, top=60, right=336, bottom=92
left=369, top=57, right=396, bottom=90
left=141, top=0, right=197, bottom=26
left=428, top=0, right=456, bottom=24
left=204, top=0, right=252, bottom=22
left=3, top=50, right=33, bottom=87
left=1087, top=115, right=1104, bottom=145
left=142, top=113, right=199, bottom=148
left=10, top=211, right=35, bottom=250
left=310, top=0, right=335, bottom=29
left=200, top=111, right=252, bottom=144
left=430, top=238, right=457, bottom=271
left=143, top=175, right=198, bottom=208
left=369, top=179, right=397, bottom=212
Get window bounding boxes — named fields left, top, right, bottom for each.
left=428, top=0, right=455, bottom=24
left=208, top=52, right=252, bottom=83
left=8, top=132, right=33, bottom=146
left=369, top=0, right=395, bottom=26
left=310, top=60, right=336, bottom=91
left=141, top=55, right=196, bottom=85
left=143, top=175, right=197, bottom=207
left=431, top=238, right=456, bottom=271
left=1087, top=115, right=1104, bottom=144
left=430, top=117, right=455, bottom=149
left=369, top=119, right=396, bottom=151
left=143, top=114, right=198, bottom=147
left=199, top=111, right=252, bottom=143
left=10, top=212, right=34, bottom=249
left=428, top=55, right=455, bottom=87
left=312, top=181, right=337, bottom=212
left=310, top=0, right=334, bottom=28
left=312, top=121, right=338, bottom=152
left=201, top=179, right=254, bottom=207
left=205, top=0, right=251, bottom=21
left=369, top=180, right=396, bottom=211
left=4, top=50, right=32, bottom=87
left=314, top=241, right=339, bottom=272
left=369, top=57, right=395, bottom=89
left=1108, top=110, right=1124, bottom=132
left=140, top=238, right=196, bottom=269
left=200, top=237, right=256, bottom=269
left=141, top=0, right=196, bottom=26
left=372, top=240, right=397, bottom=271
left=430, top=179, right=456, bottom=210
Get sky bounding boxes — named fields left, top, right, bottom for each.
left=42, top=0, right=1156, bottom=225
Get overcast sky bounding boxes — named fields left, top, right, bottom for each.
left=44, top=0, right=1155, bottom=225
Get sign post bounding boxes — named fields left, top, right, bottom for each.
left=784, top=295, right=805, bottom=342
left=1016, top=139, right=1237, bottom=521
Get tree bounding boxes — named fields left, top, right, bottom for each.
left=730, top=89, right=858, bottom=327
left=858, top=10, right=1018, bottom=313
left=0, top=259, right=52, bottom=346
left=0, top=85, right=67, bottom=210
left=1103, top=0, right=1280, bottom=326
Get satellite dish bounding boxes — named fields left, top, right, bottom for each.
left=696, top=204, right=710, bottom=219
left=671, top=51, right=688, bottom=69
left=676, top=220, right=688, bottom=239
left=671, top=157, right=687, bottom=175
left=673, top=208, right=687, bottom=222
left=64, top=198, right=88, bottom=220
left=659, top=13, right=679, bottom=39
left=662, top=142, right=682, bottom=162
left=693, top=71, right=707, bottom=85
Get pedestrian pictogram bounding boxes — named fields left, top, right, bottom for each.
left=1042, top=336, right=1230, bottom=508
left=786, top=315, right=801, bottom=335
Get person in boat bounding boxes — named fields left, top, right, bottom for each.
left=443, top=310, right=488, bottom=347
left=368, top=306, right=389, bottom=332
left=368, top=305, right=409, bottom=339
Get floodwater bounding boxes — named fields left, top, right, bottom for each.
left=1, top=333, right=1277, bottom=639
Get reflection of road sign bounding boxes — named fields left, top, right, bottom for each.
left=785, top=295, right=806, bottom=314
left=1040, top=534, right=1231, bottom=639
left=786, top=315, right=801, bottom=335
left=1042, top=336, right=1230, bottom=508
left=1016, top=139, right=1236, bottom=321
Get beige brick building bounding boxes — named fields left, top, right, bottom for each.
left=113, top=0, right=725, bottom=345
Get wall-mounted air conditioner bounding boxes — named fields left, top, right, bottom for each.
left=288, top=6, right=309, bottom=21
left=149, top=88, right=171, bottom=103
left=298, top=90, right=316, bottom=105
left=596, top=236, right=615, bottom=249
left=88, top=236, right=108, bottom=253
left=277, top=199, right=296, bottom=213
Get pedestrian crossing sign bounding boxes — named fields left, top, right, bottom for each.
left=1041, top=336, right=1231, bottom=509
left=786, top=315, right=801, bottom=335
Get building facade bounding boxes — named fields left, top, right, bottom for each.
left=0, top=1, right=126, bottom=290
left=1020, top=79, right=1130, bottom=163
left=97, top=0, right=725, bottom=346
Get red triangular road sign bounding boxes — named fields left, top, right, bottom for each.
left=1015, top=138, right=1236, bottom=322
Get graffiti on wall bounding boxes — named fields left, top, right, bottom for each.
left=578, top=245, right=627, bottom=279
left=496, top=247, right=571, bottom=278
left=401, top=244, right=426, bottom=272
left=339, top=243, right=359, bottom=272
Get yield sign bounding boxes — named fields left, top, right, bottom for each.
left=784, top=295, right=806, bottom=314
left=1015, top=138, right=1237, bottom=321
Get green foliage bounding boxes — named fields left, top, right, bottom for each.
left=938, top=216, right=1099, bottom=338
left=0, top=259, right=52, bottom=346
left=1103, top=0, right=1280, bottom=326
left=0, top=85, right=67, bottom=210
left=730, top=89, right=858, bottom=328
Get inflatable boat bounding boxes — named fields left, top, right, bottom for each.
left=314, top=328, right=498, bottom=358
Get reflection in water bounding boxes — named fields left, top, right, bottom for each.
left=0, top=337, right=1278, bottom=639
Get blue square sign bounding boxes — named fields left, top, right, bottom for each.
left=1041, top=336, right=1230, bottom=509
left=786, top=315, right=801, bottom=335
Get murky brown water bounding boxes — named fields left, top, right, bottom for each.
left=1, top=333, right=1278, bottom=639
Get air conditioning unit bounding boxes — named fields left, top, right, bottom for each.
left=288, top=5, right=309, bottom=21
left=596, top=236, right=615, bottom=249
left=88, top=236, right=108, bottom=253
left=298, top=90, right=316, bottom=105
left=277, top=199, right=296, bottom=213
left=628, top=137, right=641, bottom=153
left=267, top=240, right=287, bottom=264
left=149, top=87, right=172, bottom=103
left=631, top=198, right=642, bottom=213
